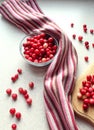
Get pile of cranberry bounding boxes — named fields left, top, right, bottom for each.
left=77, top=74, right=94, bottom=111
left=22, top=32, right=58, bottom=63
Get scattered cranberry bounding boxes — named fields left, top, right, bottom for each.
left=11, top=74, right=19, bottom=83
left=84, top=56, right=88, bottom=62
left=83, top=24, right=87, bottom=33
left=11, top=123, right=17, bottom=130
left=22, top=89, right=27, bottom=95
left=14, top=74, right=19, bottom=80
left=29, top=82, right=34, bottom=89
left=26, top=98, right=32, bottom=105
left=18, top=87, right=24, bottom=94
left=83, top=27, right=87, bottom=33
left=78, top=36, right=83, bottom=42
left=9, top=108, right=16, bottom=116
left=11, top=93, right=17, bottom=101
left=70, top=23, right=74, bottom=28
left=72, top=34, right=76, bottom=39
left=6, top=88, right=12, bottom=96
left=15, top=112, right=21, bottom=120
left=11, top=76, right=16, bottom=82
left=24, top=93, right=29, bottom=99
left=92, top=43, right=94, bottom=48
left=17, top=68, right=22, bottom=74
left=90, top=29, right=94, bottom=34
left=83, top=24, right=87, bottom=28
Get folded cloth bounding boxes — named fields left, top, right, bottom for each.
left=0, top=0, right=79, bottom=130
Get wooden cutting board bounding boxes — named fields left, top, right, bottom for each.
left=72, top=63, right=94, bottom=124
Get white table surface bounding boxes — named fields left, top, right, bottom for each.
left=0, top=0, right=94, bottom=130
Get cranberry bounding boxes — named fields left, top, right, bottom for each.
left=18, top=87, right=24, bottom=94
left=77, top=92, right=82, bottom=99
left=89, top=98, right=94, bottom=105
left=11, top=123, right=17, bottom=130
left=78, top=36, right=83, bottom=42
left=9, top=108, right=16, bottom=116
left=17, top=68, right=22, bottom=74
left=90, top=29, right=94, bottom=34
left=6, top=88, right=12, bottom=96
left=22, top=89, right=27, bottom=95
left=83, top=27, right=87, bottom=33
left=83, top=24, right=87, bottom=28
left=29, top=82, right=34, bottom=89
left=83, top=104, right=88, bottom=111
left=15, top=112, right=21, bottom=120
left=72, top=34, right=76, bottom=39
left=12, top=93, right=17, bottom=101
left=70, top=23, right=74, bottom=28
left=83, top=98, right=89, bottom=105
left=92, top=43, right=94, bottom=48
left=24, top=93, right=29, bottom=99
left=26, top=98, right=32, bottom=105
left=11, top=76, right=16, bottom=82
left=84, top=56, right=88, bottom=62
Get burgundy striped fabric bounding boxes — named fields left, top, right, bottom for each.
left=0, top=0, right=79, bottom=130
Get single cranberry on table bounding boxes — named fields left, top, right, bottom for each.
left=11, top=123, right=17, bottom=130
left=11, top=93, right=17, bottom=101
left=29, top=81, right=34, bottom=89
left=15, top=112, right=21, bottom=120
left=9, top=108, right=16, bottom=116
left=6, top=88, right=12, bottom=96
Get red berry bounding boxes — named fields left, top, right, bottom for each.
left=11, top=76, right=16, bottom=82
left=17, top=68, right=22, bottom=74
left=48, top=37, right=54, bottom=43
left=22, top=89, right=27, bottom=95
left=77, top=92, right=82, bottom=99
left=84, top=56, right=88, bottom=62
left=72, top=34, right=76, bottom=39
left=80, top=88, right=86, bottom=95
left=86, top=75, right=91, bottom=81
left=26, top=98, right=32, bottom=105
left=84, top=41, right=89, bottom=46
left=6, top=88, right=12, bottom=96
left=11, top=123, right=17, bottom=130
left=24, top=94, right=29, bottom=99
left=83, top=27, right=87, bottom=33
left=83, top=98, right=89, bottom=105
left=12, top=93, right=17, bottom=101
left=89, top=98, right=94, bottom=105
left=15, top=112, right=21, bottom=120
left=14, top=74, right=19, bottom=80
left=29, top=82, right=34, bottom=89
left=92, top=43, right=94, bottom=48
left=70, top=23, right=74, bottom=28
left=78, top=36, right=83, bottom=42
left=83, top=104, right=88, bottom=111
left=9, top=108, right=16, bottom=116
left=90, top=29, right=94, bottom=34
left=18, top=87, right=23, bottom=94
left=83, top=24, right=87, bottom=28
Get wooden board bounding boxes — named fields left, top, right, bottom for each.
left=72, top=63, right=94, bottom=124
